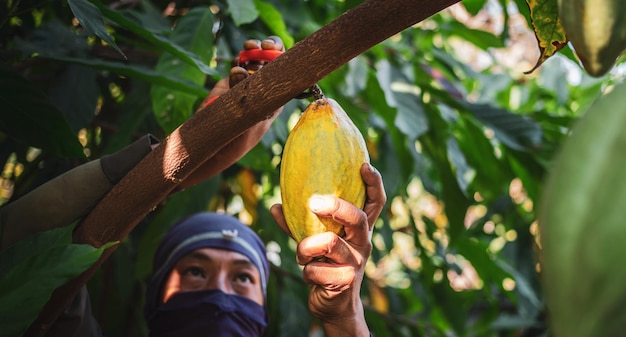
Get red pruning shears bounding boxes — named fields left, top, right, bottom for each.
left=238, top=49, right=283, bottom=65
left=198, top=49, right=284, bottom=110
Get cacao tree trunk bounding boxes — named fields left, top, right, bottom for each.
left=26, top=0, right=459, bottom=335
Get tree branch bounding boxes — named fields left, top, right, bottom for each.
left=25, top=0, right=459, bottom=335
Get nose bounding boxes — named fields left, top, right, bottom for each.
left=206, top=272, right=232, bottom=294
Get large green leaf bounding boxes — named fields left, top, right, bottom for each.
left=119, top=0, right=170, bottom=34
left=463, top=102, right=543, bottom=151
left=13, top=24, right=208, bottom=98
left=101, top=80, right=154, bottom=154
left=13, top=19, right=90, bottom=58
left=67, top=0, right=124, bottom=56
left=253, top=0, right=294, bottom=48
left=94, top=0, right=218, bottom=76
left=420, top=104, right=471, bottom=241
left=151, top=7, right=215, bottom=134
left=540, top=82, right=626, bottom=337
left=0, top=224, right=116, bottom=337
left=0, top=69, right=85, bottom=158
left=455, top=113, right=512, bottom=201
left=376, top=60, right=429, bottom=142
left=45, top=55, right=209, bottom=97
left=366, top=70, right=416, bottom=197
left=444, top=20, right=505, bottom=50
left=227, top=0, right=259, bottom=26
left=48, top=64, right=99, bottom=133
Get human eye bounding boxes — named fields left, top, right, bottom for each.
left=182, top=266, right=206, bottom=279
left=234, top=272, right=255, bottom=284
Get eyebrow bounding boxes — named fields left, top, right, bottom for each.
left=184, top=251, right=256, bottom=268
left=186, top=251, right=211, bottom=261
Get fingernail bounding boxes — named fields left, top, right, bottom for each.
left=260, top=39, right=276, bottom=51
left=309, top=195, right=333, bottom=212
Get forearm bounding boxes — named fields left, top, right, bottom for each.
left=0, top=135, right=156, bottom=250
left=0, top=160, right=112, bottom=249
left=179, top=115, right=276, bottom=190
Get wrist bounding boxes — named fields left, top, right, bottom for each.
left=321, top=315, right=369, bottom=337
left=320, top=300, right=369, bottom=337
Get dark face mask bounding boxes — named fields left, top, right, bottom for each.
left=148, top=289, right=267, bottom=337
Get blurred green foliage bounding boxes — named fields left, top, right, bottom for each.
left=1, top=0, right=624, bottom=336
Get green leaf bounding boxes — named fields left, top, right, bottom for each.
left=456, top=238, right=510, bottom=288
left=94, top=0, right=218, bottom=76
left=506, top=150, right=545, bottom=203
left=268, top=276, right=312, bottom=336
left=119, top=1, right=170, bottom=34
left=462, top=0, right=488, bottom=15
left=0, top=69, right=85, bottom=158
left=455, top=114, right=511, bottom=201
left=491, top=315, right=542, bottom=330
left=366, top=71, right=416, bottom=196
left=13, top=19, right=90, bottom=58
left=540, top=82, right=626, bottom=337
left=253, top=0, right=294, bottom=48
left=48, top=64, right=99, bottom=133
left=43, top=55, right=209, bottom=97
left=446, top=137, right=474, bottom=196
left=67, top=0, right=125, bottom=57
left=238, top=143, right=275, bottom=172
left=101, top=80, right=154, bottom=154
left=0, top=225, right=74, bottom=276
left=512, top=0, right=533, bottom=28
left=344, top=56, right=369, bottom=97
left=151, top=7, right=215, bottom=134
left=445, top=21, right=505, bottom=49
left=463, top=102, right=542, bottom=151
left=420, top=105, right=471, bottom=241
left=376, top=60, right=429, bottom=142
left=0, top=224, right=116, bottom=337
left=227, top=0, right=259, bottom=26
left=496, top=258, right=541, bottom=310
left=524, top=0, right=567, bottom=74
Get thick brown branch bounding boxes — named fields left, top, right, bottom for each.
left=25, top=0, right=459, bottom=335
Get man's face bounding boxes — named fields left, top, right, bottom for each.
left=162, top=247, right=264, bottom=306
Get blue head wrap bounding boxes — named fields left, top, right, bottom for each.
left=144, top=212, right=270, bottom=324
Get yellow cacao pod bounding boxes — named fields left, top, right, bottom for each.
left=280, top=98, right=370, bottom=242
left=559, top=0, right=626, bottom=77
